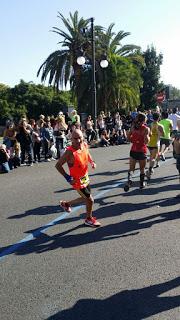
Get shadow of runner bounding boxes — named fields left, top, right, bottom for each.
left=1, top=208, right=178, bottom=256
left=7, top=205, right=61, bottom=219
left=45, top=277, right=180, bottom=320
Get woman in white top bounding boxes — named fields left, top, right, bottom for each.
left=97, top=115, right=106, bottom=136
left=54, top=116, right=68, bottom=158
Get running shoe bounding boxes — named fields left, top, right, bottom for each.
left=140, top=181, right=146, bottom=189
left=160, top=154, right=166, bottom=161
left=154, top=163, right=160, bottom=168
left=60, top=201, right=72, bottom=213
left=84, top=217, right=101, bottom=227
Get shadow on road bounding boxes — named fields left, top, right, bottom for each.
left=1, top=203, right=179, bottom=257
left=7, top=205, right=61, bottom=219
left=45, top=277, right=180, bottom=320
left=7, top=171, right=179, bottom=220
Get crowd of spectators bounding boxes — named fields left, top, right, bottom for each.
left=0, top=106, right=180, bottom=174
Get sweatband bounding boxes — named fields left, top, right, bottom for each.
left=64, top=173, right=73, bottom=183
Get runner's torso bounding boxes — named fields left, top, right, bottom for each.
left=159, top=119, right=172, bottom=139
left=131, top=124, right=147, bottom=153
left=67, top=143, right=89, bottom=189
left=148, top=122, right=159, bottom=147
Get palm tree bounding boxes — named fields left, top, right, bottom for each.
left=95, top=23, right=144, bottom=112
left=37, top=11, right=144, bottom=114
left=37, top=11, right=90, bottom=93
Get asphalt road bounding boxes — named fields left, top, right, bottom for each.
left=0, top=144, right=180, bottom=320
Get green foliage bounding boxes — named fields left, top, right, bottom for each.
left=0, top=80, right=74, bottom=124
left=37, top=11, right=145, bottom=114
left=140, top=46, right=163, bottom=109
left=170, top=86, right=180, bottom=99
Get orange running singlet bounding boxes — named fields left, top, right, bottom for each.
left=67, top=143, right=90, bottom=189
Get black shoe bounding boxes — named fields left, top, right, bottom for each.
left=140, top=181, right=146, bottom=189
left=160, top=154, right=165, bottom=161
left=124, top=180, right=132, bottom=192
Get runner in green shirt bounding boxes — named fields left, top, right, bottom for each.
left=159, top=111, right=173, bottom=161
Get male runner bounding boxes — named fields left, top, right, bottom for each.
left=159, top=111, right=173, bottom=161
left=146, top=112, right=165, bottom=179
left=173, top=131, right=180, bottom=177
left=55, top=129, right=101, bottom=227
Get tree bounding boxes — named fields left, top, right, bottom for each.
left=37, top=11, right=144, bottom=114
left=99, top=54, right=142, bottom=112
left=95, top=23, right=144, bottom=112
left=170, top=86, right=180, bottom=99
left=37, top=12, right=91, bottom=92
left=0, top=80, right=74, bottom=124
left=140, top=46, right=163, bottom=109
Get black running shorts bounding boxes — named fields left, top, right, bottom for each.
left=77, top=184, right=91, bottom=198
left=160, top=138, right=171, bottom=147
left=130, top=151, right=147, bottom=160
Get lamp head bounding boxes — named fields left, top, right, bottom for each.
left=100, top=59, right=109, bottom=68
left=77, top=56, right=86, bottom=65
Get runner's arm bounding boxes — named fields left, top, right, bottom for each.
left=158, top=124, right=165, bottom=137
left=55, top=150, right=74, bottom=183
left=88, top=152, right=96, bottom=169
left=144, top=127, right=150, bottom=144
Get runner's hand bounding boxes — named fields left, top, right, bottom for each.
left=91, top=161, right=96, bottom=169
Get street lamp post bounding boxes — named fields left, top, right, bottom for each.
left=77, top=17, right=108, bottom=133
left=91, top=17, right=97, bottom=129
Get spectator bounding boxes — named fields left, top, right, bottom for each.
left=131, top=108, right=138, bottom=120
left=100, top=129, right=110, bottom=147
left=32, top=123, right=41, bottom=163
left=54, top=116, right=68, bottom=158
left=0, top=144, right=10, bottom=173
left=168, top=107, right=180, bottom=131
left=105, top=111, right=114, bottom=133
left=10, top=141, right=21, bottom=168
left=97, top=114, right=106, bottom=136
left=85, top=115, right=96, bottom=144
left=114, top=112, right=122, bottom=133
left=146, top=109, right=153, bottom=126
left=3, top=121, right=16, bottom=150
left=109, top=128, right=119, bottom=145
left=16, top=119, right=33, bottom=166
left=41, top=121, right=55, bottom=161
left=70, top=110, right=80, bottom=124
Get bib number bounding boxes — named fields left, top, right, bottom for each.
left=80, top=174, right=90, bottom=185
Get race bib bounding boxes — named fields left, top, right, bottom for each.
left=80, top=174, right=90, bottom=185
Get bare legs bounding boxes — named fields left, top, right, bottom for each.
left=125, top=157, right=147, bottom=190
left=67, top=195, right=94, bottom=219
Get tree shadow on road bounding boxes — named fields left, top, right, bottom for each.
left=45, top=277, right=180, bottom=320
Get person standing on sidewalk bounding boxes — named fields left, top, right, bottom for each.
left=55, top=129, right=101, bottom=227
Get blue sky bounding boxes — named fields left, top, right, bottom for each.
left=1, top=0, right=180, bottom=89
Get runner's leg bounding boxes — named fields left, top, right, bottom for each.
left=139, top=159, right=146, bottom=188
